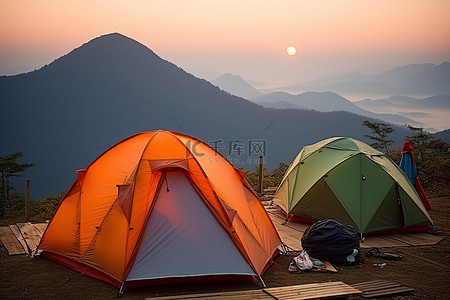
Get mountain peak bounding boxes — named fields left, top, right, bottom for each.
left=83, top=32, right=147, bottom=49
left=35, top=32, right=170, bottom=79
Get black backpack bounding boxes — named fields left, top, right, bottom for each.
left=301, top=219, right=361, bottom=265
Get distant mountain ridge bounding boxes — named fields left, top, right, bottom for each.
left=283, top=62, right=450, bottom=96
left=355, top=95, right=450, bottom=110
left=0, top=33, right=418, bottom=198
left=253, top=91, right=420, bottom=126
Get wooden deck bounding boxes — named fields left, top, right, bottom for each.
left=266, top=206, right=443, bottom=251
left=0, top=222, right=48, bottom=255
left=145, top=289, right=273, bottom=300
left=264, top=281, right=361, bottom=300
left=0, top=209, right=443, bottom=256
left=145, top=281, right=361, bottom=300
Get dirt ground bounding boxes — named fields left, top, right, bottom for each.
left=1, top=195, right=449, bottom=300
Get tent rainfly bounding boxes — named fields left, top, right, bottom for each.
left=273, top=137, right=433, bottom=234
left=37, top=131, right=281, bottom=294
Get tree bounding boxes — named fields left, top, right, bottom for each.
left=362, top=120, right=394, bottom=153
left=405, top=125, right=433, bottom=162
left=0, top=152, right=34, bottom=218
left=244, top=162, right=289, bottom=191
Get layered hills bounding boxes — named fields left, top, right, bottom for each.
left=0, top=33, right=416, bottom=198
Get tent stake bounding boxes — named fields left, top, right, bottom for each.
left=118, top=282, right=125, bottom=297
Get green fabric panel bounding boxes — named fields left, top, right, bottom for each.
left=325, top=137, right=360, bottom=151
left=364, top=185, right=403, bottom=233
left=325, top=154, right=395, bottom=232
left=299, top=137, right=343, bottom=160
left=289, top=147, right=356, bottom=211
left=280, top=137, right=342, bottom=188
left=359, top=155, right=396, bottom=231
left=371, top=155, right=432, bottom=223
left=286, top=165, right=299, bottom=211
left=399, top=188, right=433, bottom=227
left=324, top=155, right=362, bottom=229
left=272, top=178, right=289, bottom=213
left=352, top=139, right=384, bottom=155
left=290, top=179, right=359, bottom=231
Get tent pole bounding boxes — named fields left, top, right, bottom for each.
left=258, top=275, right=266, bottom=288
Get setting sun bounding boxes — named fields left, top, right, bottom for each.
left=287, top=46, right=297, bottom=56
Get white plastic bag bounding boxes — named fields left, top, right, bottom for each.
left=293, top=250, right=313, bottom=271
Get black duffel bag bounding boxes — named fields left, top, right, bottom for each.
left=301, top=219, right=361, bottom=265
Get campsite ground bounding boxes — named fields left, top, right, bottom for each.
left=1, top=195, right=449, bottom=300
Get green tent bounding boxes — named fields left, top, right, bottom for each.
left=273, top=137, right=433, bottom=234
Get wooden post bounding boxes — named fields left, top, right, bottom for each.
left=25, top=179, right=30, bottom=221
left=258, top=155, right=264, bottom=194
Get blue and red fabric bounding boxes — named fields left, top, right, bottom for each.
left=399, top=141, right=432, bottom=210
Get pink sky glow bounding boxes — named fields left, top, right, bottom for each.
left=1, top=0, right=449, bottom=83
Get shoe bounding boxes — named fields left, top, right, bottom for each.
left=366, top=247, right=402, bottom=261
left=288, top=260, right=300, bottom=272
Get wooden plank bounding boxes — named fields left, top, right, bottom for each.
left=32, top=223, right=48, bottom=236
left=17, top=222, right=43, bottom=252
left=267, top=210, right=305, bottom=251
left=0, top=226, right=26, bottom=255
left=267, top=210, right=310, bottom=232
left=361, top=235, right=409, bottom=248
left=362, top=286, right=415, bottom=298
left=145, top=289, right=273, bottom=300
left=352, top=280, right=402, bottom=291
left=264, top=281, right=361, bottom=300
left=351, top=280, right=394, bottom=290
left=350, top=280, right=414, bottom=298
left=387, top=233, right=443, bottom=246
left=9, top=225, right=30, bottom=255
left=319, top=261, right=338, bottom=273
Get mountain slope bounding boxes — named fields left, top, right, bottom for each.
left=212, top=73, right=262, bottom=99
left=0, top=33, right=412, bottom=198
left=398, top=62, right=450, bottom=95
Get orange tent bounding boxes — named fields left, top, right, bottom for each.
left=37, top=131, right=281, bottom=293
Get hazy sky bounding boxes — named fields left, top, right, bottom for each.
left=1, top=0, right=449, bottom=83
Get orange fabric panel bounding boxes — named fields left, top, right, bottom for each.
left=124, top=164, right=161, bottom=268
left=78, top=133, right=152, bottom=255
left=82, top=202, right=129, bottom=281
left=148, top=159, right=190, bottom=172
left=116, top=184, right=133, bottom=223
left=39, top=185, right=80, bottom=259
left=181, top=140, right=264, bottom=238
left=142, top=131, right=189, bottom=161
left=232, top=215, right=270, bottom=275
left=242, top=187, right=281, bottom=253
